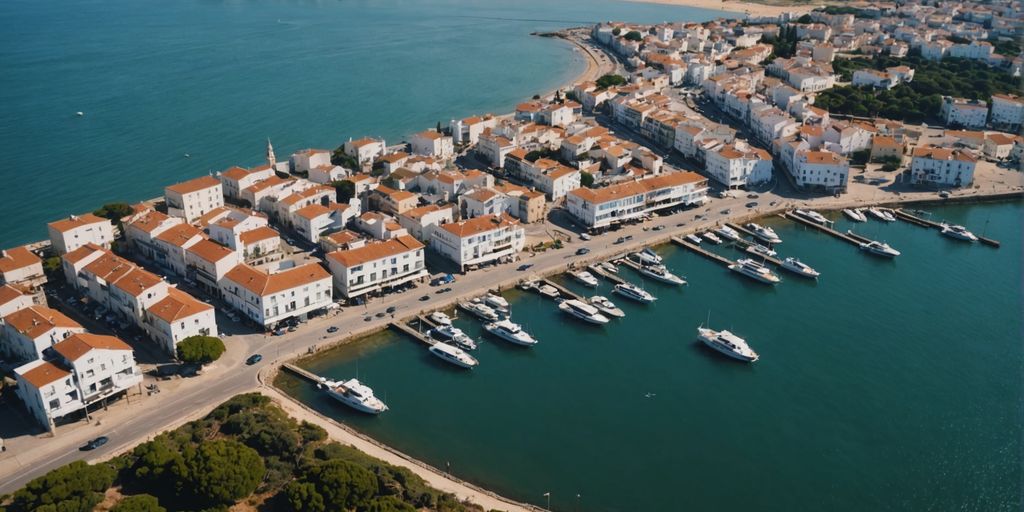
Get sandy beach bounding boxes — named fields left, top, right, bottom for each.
left=628, top=0, right=816, bottom=17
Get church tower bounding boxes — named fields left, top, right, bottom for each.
left=266, top=138, right=277, bottom=167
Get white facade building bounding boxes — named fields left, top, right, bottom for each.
left=565, top=172, right=709, bottom=229
left=165, top=176, right=224, bottom=223
left=430, top=214, right=525, bottom=271
left=410, top=131, right=455, bottom=159
left=990, top=94, right=1024, bottom=130
left=910, top=146, right=977, bottom=187
left=792, top=150, right=849, bottom=191
left=327, top=235, right=426, bottom=299
left=704, top=143, right=773, bottom=188
left=220, top=263, right=333, bottom=328
left=940, top=97, right=988, bottom=129
left=47, top=214, right=114, bottom=255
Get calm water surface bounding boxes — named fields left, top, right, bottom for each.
left=278, top=202, right=1023, bottom=511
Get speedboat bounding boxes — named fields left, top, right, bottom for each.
left=600, top=261, right=619, bottom=274
left=780, top=257, right=820, bottom=279
left=458, top=299, right=499, bottom=321
left=558, top=299, right=609, bottom=325
left=685, top=234, right=703, bottom=244
left=867, top=207, right=896, bottom=222
left=745, top=223, right=782, bottom=244
left=613, top=282, right=657, bottom=303
left=428, top=311, right=452, bottom=326
left=537, top=283, right=560, bottom=298
left=483, top=319, right=538, bottom=346
left=639, top=264, right=686, bottom=285
left=940, top=224, right=978, bottom=242
left=483, top=293, right=510, bottom=313
left=697, top=327, right=758, bottom=362
left=517, top=280, right=539, bottom=292
left=631, top=248, right=663, bottom=265
left=843, top=208, right=867, bottom=222
left=795, top=209, right=829, bottom=225
left=430, top=325, right=477, bottom=351
left=702, top=232, right=723, bottom=245
left=746, top=243, right=777, bottom=258
left=715, top=226, right=741, bottom=242
left=571, top=270, right=599, bottom=287
left=729, top=258, right=781, bottom=284
left=428, top=342, right=479, bottom=369
left=589, top=296, right=625, bottom=318
left=320, top=378, right=388, bottom=414
left=859, top=240, right=900, bottom=258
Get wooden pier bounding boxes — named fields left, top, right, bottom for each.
left=895, top=209, right=1001, bottom=248
left=541, top=278, right=583, bottom=301
left=282, top=363, right=321, bottom=384
left=587, top=263, right=626, bottom=285
left=388, top=322, right=435, bottom=345
left=417, top=314, right=441, bottom=329
left=670, top=236, right=734, bottom=268
left=782, top=211, right=867, bottom=247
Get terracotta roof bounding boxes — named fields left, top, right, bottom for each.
left=327, top=235, right=423, bottom=268
left=166, top=175, right=221, bottom=195
left=48, top=213, right=109, bottom=234
left=439, top=213, right=519, bottom=238
left=220, top=166, right=250, bottom=181
left=4, top=305, right=82, bottom=339
left=872, top=135, right=901, bottom=148
left=244, top=175, right=291, bottom=194
left=62, top=243, right=105, bottom=265
left=374, top=186, right=416, bottom=201
left=111, top=268, right=164, bottom=297
left=18, top=360, right=71, bottom=389
left=0, top=284, right=28, bottom=306
left=348, top=137, right=381, bottom=149
left=187, top=239, right=237, bottom=263
left=380, top=152, right=409, bottom=163
left=322, top=230, right=362, bottom=245
left=54, top=333, right=132, bottom=362
left=294, top=203, right=332, bottom=221
left=147, top=287, right=212, bottom=323
left=239, top=226, right=280, bottom=245
left=986, top=133, right=1017, bottom=145
left=127, top=210, right=175, bottom=234
left=83, top=252, right=136, bottom=284
left=224, top=262, right=331, bottom=296
left=568, top=171, right=705, bottom=204
left=912, top=146, right=976, bottom=163
left=802, top=151, right=845, bottom=164
left=155, top=223, right=204, bottom=248
left=414, top=130, right=443, bottom=140
left=400, top=204, right=451, bottom=220
left=0, top=246, right=40, bottom=273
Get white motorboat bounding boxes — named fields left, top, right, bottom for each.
left=319, top=378, right=389, bottom=414
left=557, top=299, right=610, bottom=324
left=685, top=234, right=703, bottom=244
left=867, top=207, right=896, bottom=222
left=571, top=270, right=599, bottom=288
left=940, top=224, right=978, bottom=242
left=843, top=208, right=867, bottom=222
left=631, top=248, right=663, bottom=265
left=429, top=342, right=479, bottom=368
left=795, top=209, right=830, bottom=225
left=613, top=282, right=657, bottom=303
left=430, top=325, right=477, bottom=351
left=458, top=299, right=499, bottom=321
left=599, top=261, right=619, bottom=274
left=589, top=295, right=625, bottom=318
left=745, top=223, right=782, bottom=244
left=537, top=283, right=560, bottom=298
left=428, top=311, right=452, bottom=326
left=483, top=293, right=510, bottom=313
left=518, top=280, right=539, bottom=292
left=746, top=243, right=777, bottom=258
left=697, top=327, right=758, bottom=362
left=483, top=319, right=538, bottom=346
left=729, top=258, right=781, bottom=284
left=780, top=257, right=820, bottom=279
left=715, top=226, right=741, bottom=242
left=859, top=240, right=901, bottom=258
left=702, top=232, right=723, bottom=245
left=639, top=264, right=687, bottom=285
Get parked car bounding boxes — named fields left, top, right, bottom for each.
left=579, top=233, right=592, bottom=241
left=327, top=326, right=339, bottom=333
left=419, top=295, right=430, bottom=301
left=272, top=328, right=286, bottom=336
left=747, top=193, right=759, bottom=198
left=516, top=264, right=534, bottom=271
left=81, top=436, right=109, bottom=451
left=246, top=354, right=263, bottom=365
left=745, top=202, right=758, bottom=208
left=653, top=225, right=665, bottom=231
left=576, top=247, right=591, bottom=255
left=614, top=237, right=625, bottom=244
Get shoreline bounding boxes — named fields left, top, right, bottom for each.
left=627, top=0, right=817, bottom=17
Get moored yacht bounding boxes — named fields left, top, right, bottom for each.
left=537, top=283, right=560, bottom=298
left=795, top=209, right=830, bottom=225
left=702, top=232, right=723, bottom=245
left=940, top=224, right=978, bottom=242
left=715, top=225, right=741, bottom=242
left=639, top=264, right=687, bottom=285
left=319, top=378, right=389, bottom=414
left=599, top=261, right=619, bottom=274
left=746, top=243, right=777, bottom=258
left=483, top=293, right=510, bottom=313
left=867, top=207, right=896, bottom=222
left=429, top=325, right=477, bottom=351
left=428, top=342, right=479, bottom=369
left=685, top=234, right=703, bottom=244
left=571, top=270, right=599, bottom=287
left=859, top=240, right=901, bottom=257
left=458, top=299, right=499, bottom=321
left=780, top=257, right=820, bottom=279
left=428, top=311, right=452, bottom=326
left=558, top=299, right=609, bottom=324
left=745, top=223, right=782, bottom=244
left=631, top=248, right=663, bottom=265
left=843, top=208, right=867, bottom=222
left=728, top=258, right=781, bottom=284
left=589, top=296, right=625, bottom=318
left=483, top=319, right=538, bottom=346
left=613, top=282, right=657, bottom=303
left=697, top=327, right=759, bottom=362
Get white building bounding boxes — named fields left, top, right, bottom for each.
left=1, top=305, right=84, bottom=363
left=0, top=246, right=45, bottom=291
left=219, top=165, right=275, bottom=200
left=326, top=235, right=427, bottom=299
left=290, top=148, right=333, bottom=174
left=565, top=171, right=708, bottom=229
left=0, top=284, right=34, bottom=318
left=143, top=287, right=217, bottom=355
left=940, top=97, right=988, bottom=129
left=220, top=263, right=333, bottom=328
left=410, top=130, right=455, bottom=159
left=165, top=175, right=224, bottom=223
left=47, top=214, right=114, bottom=255
left=990, top=94, right=1024, bottom=130
left=430, top=214, right=525, bottom=271
left=184, top=238, right=242, bottom=293
left=124, top=210, right=184, bottom=261
left=910, top=146, right=977, bottom=187
left=792, top=150, right=849, bottom=191
left=397, top=204, right=456, bottom=242
left=343, top=138, right=386, bottom=166
left=704, top=143, right=773, bottom=188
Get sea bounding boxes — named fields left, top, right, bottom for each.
left=0, top=0, right=728, bottom=246
left=277, top=201, right=1023, bottom=512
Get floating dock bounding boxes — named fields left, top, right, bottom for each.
left=895, top=209, right=1001, bottom=248
left=388, top=322, right=435, bottom=345
left=587, top=263, right=626, bottom=285
left=541, top=278, right=583, bottom=301
left=670, top=236, right=734, bottom=268
left=782, top=212, right=868, bottom=247
left=282, top=363, right=320, bottom=384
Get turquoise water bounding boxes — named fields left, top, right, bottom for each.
left=0, top=0, right=728, bottom=246
left=278, top=202, right=1023, bottom=511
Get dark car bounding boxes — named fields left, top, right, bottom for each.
left=272, top=328, right=286, bottom=336
left=576, top=247, right=590, bottom=255
left=246, top=354, right=263, bottom=365
left=327, top=326, right=339, bottom=333
left=614, top=237, right=625, bottom=244
left=386, top=306, right=397, bottom=314
left=745, top=202, right=758, bottom=208
left=516, top=264, right=534, bottom=271
left=746, top=193, right=759, bottom=199
left=419, top=295, right=430, bottom=301
left=81, top=436, right=109, bottom=451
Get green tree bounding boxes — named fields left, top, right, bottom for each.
left=299, top=421, right=328, bottom=444
left=42, top=256, right=62, bottom=274
left=331, top=180, right=357, bottom=203
left=595, top=74, right=627, bottom=89
left=331, top=148, right=359, bottom=170
left=7, top=460, right=115, bottom=512
left=362, top=496, right=417, bottom=512
left=221, top=407, right=301, bottom=459
left=129, top=436, right=186, bottom=488
left=176, top=335, right=225, bottom=364
left=305, top=459, right=378, bottom=511
left=284, top=481, right=325, bottom=512
left=611, top=27, right=621, bottom=36
left=176, top=439, right=264, bottom=506
left=94, top=202, right=135, bottom=221
left=624, top=30, right=642, bottom=42
left=111, top=494, right=166, bottom=512
left=580, top=171, right=595, bottom=188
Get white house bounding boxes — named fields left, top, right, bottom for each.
left=990, top=94, right=1024, bottom=130
left=0, top=284, right=34, bottom=318
left=940, top=97, right=988, bottom=129
left=792, top=150, right=849, bottom=192
left=397, top=204, right=456, bottom=242
left=1, top=305, right=84, bottom=363
left=343, top=138, right=386, bottom=166
left=151, top=223, right=205, bottom=276
left=184, top=238, right=242, bottom=293
left=219, top=165, right=275, bottom=200
left=910, top=146, right=977, bottom=187
left=47, top=214, right=114, bottom=255
left=124, top=210, right=184, bottom=261
left=410, top=130, right=454, bottom=159
left=165, top=175, right=224, bottom=223
left=565, top=172, right=709, bottom=229
left=430, top=214, right=525, bottom=271
left=220, top=263, right=333, bottom=328
left=143, top=287, right=217, bottom=355
left=326, top=235, right=427, bottom=299
left=703, top=143, right=773, bottom=188
left=0, top=246, right=45, bottom=291
left=290, top=149, right=333, bottom=174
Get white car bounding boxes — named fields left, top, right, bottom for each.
left=579, top=233, right=592, bottom=241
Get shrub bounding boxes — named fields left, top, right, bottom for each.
left=94, top=202, right=134, bottom=221
left=176, top=335, right=225, bottom=364
left=331, top=180, right=357, bottom=204
left=176, top=439, right=265, bottom=506
left=299, top=421, right=328, bottom=444
left=580, top=171, right=595, bottom=188
left=6, top=460, right=115, bottom=512
left=111, top=494, right=166, bottom=512
left=595, top=74, right=627, bottom=89
left=623, top=30, right=642, bottom=41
